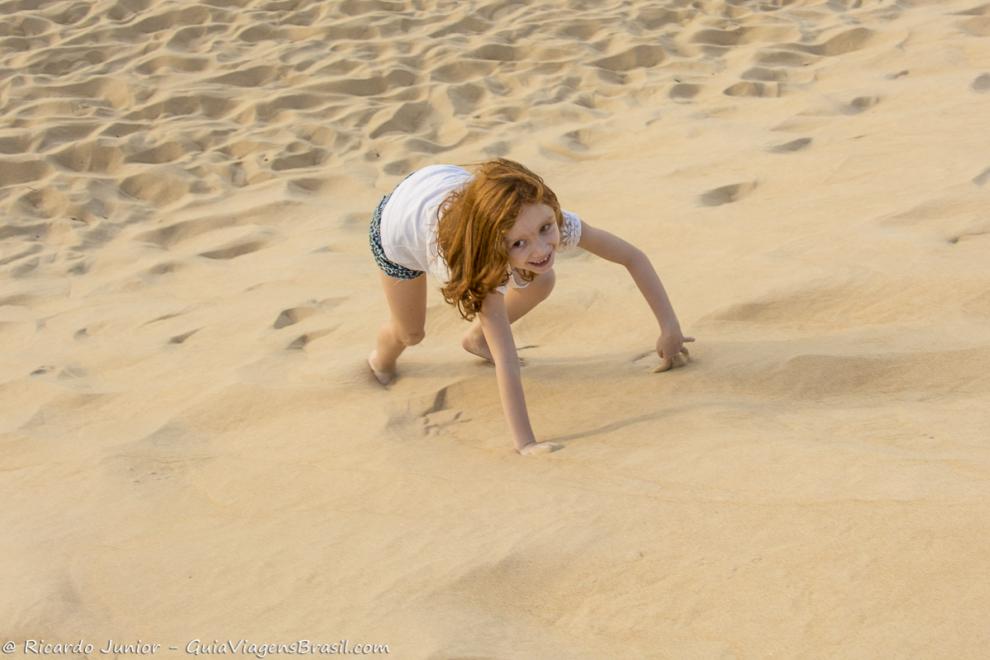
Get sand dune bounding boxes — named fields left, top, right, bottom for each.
left=2, top=0, right=990, bottom=657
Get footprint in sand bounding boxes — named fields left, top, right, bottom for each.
left=699, top=181, right=758, bottom=207
left=168, top=328, right=200, bottom=344
left=947, top=218, right=990, bottom=244
left=286, top=328, right=334, bottom=350
left=422, top=408, right=469, bottom=438
left=724, top=81, right=781, bottom=98
left=769, top=137, right=813, bottom=153
left=844, top=95, right=881, bottom=114
left=669, top=83, right=702, bottom=102
left=199, top=236, right=270, bottom=260
left=273, top=306, right=317, bottom=329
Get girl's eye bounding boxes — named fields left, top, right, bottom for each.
left=512, top=224, right=552, bottom=248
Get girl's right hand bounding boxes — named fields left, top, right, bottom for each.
left=654, top=333, right=695, bottom=373
left=517, top=440, right=563, bottom=455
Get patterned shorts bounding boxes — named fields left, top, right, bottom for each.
left=369, top=192, right=424, bottom=280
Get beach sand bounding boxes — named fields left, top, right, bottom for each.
left=2, top=0, right=989, bottom=656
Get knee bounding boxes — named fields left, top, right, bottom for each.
left=396, top=328, right=426, bottom=346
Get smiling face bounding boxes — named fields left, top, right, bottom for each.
left=504, top=203, right=560, bottom=273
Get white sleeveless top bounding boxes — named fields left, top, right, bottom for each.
left=379, top=164, right=583, bottom=295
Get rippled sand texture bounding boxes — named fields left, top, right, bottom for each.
left=2, top=0, right=990, bottom=657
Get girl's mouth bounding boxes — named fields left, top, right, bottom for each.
left=528, top=250, right=553, bottom=267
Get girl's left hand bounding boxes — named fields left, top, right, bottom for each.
left=654, top=332, right=695, bottom=373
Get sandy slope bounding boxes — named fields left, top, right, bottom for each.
left=1, top=0, right=989, bottom=657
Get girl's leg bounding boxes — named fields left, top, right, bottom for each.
left=370, top=271, right=427, bottom=385
left=462, top=268, right=555, bottom=363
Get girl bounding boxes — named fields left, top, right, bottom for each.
left=367, top=159, right=694, bottom=456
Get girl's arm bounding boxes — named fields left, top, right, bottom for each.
left=478, top=292, right=559, bottom=454
left=577, top=220, right=694, bottom=368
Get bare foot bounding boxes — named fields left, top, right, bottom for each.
left=462, top=330, right=526, bottom=366
left=367, top=350, right=395, bottom=386
left=516, top=441, right=563, bottom=455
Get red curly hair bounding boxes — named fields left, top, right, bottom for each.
left=436, top=159, right=564, bottom=321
